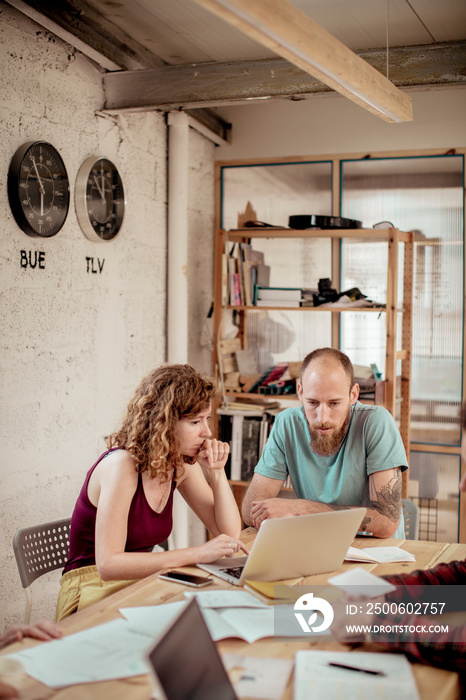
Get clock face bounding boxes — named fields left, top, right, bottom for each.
left=8, top=141, right=70, bottom=238
left=75, top=156, right=125, bottom=242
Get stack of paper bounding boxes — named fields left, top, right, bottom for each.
left=345, top=546, right=416, bottom=564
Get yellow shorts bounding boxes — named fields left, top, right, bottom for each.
left=56, top=565, right=136, bottom=621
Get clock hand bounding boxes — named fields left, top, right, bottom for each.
left=31, top=157, right=46, bottom=196
left=93, top=174, right=105, bottom=201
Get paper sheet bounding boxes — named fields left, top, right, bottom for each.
left=184, top=589, right=268, bottom=608
left=294, top=650, right=420, bottom=700
left=120, top=601, right=185, bottom=637
left=223, top=653, right=293, bottom=700
left=328, top=567, right=397, bottom=596
left=8, top=618, right=162, bottom=688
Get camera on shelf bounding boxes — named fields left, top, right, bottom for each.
left=313, top=278, right=340, bottom=307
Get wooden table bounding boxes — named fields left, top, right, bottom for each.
left=4, top=531, right=466, bottom=700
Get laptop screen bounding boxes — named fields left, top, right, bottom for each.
left=148, top=598, right=237, bottom=700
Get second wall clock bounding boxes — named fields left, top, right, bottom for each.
left=75, top=156, right=125, bottom=242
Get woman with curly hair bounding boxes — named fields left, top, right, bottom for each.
left=56, top=364, right=246, bottom=620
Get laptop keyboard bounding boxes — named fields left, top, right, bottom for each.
left=220, top=566, right=244, bottom=579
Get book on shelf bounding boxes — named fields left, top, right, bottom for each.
left=256, top=299, right=301, bottom=307
left=238, top=243, right=252, bottom=306
left=232, top=273, right=241, bottom=306
left=254, top=286, right=303, bottom=306
left=241, top=417, right=262, bottom=481
left=217, top=408, right=280, bottom=481
left=226, top=243, right=269, bottom=307
left=255, top=263, right=270, bottom=288
left=221, top=252, right=228, bottom=305
left=227, top=256, right=238, bottom=305
left=255, top=286, right=302, bottom=301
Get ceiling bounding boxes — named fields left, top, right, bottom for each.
left=7, top=0, right=466, bottom=137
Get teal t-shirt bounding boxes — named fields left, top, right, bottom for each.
left=255, top=402, right=408, bottom=538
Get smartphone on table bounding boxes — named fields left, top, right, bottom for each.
left=158, top=570, right=213, bottom=587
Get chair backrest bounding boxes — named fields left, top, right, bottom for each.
left=13, top=518, right=71, bottom=622
left=402, top=499, right=420, bottom=540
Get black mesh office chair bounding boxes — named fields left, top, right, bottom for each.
left=13, top=518, right=71, bottom=623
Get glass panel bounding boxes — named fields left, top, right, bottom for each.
left=241, top=235, right=332, bottom=291
left=221, top=162, right=334, bottom=377
left=408, top=451, right=460, bottom=542
left=339, top=311, right=386, bottom=375
left=221, top=161, right=332, bottom=230
left=246, top=309, right=332, bottom=374
left=340, top=155, right=464, bottom=447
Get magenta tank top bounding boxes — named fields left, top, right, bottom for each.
left=64, top=449, right=175, bottom=573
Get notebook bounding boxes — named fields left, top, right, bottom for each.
left=197, top=508, right=366, bottom=586
left=148, top=597, right=237, bottom=700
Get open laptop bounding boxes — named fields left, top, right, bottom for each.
left=148, top=597, right=237, bottom=700
left=197, top=508, right=366, bottom=586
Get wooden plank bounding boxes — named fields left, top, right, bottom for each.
left=224, top=227, right=399, bottom=241
left=384, top=230, right=398, bottom=417
left=411, top=443, right=461, bottom=455
left=400, top=231, right=413, bottom=468
left=9, top=0, right=164, bottom=70
left=191, top=0, right=412, bottom=122
left=215, top=148, right=466, bottom=169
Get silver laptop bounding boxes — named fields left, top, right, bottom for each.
left=148, top=597, right=237, bottom=700
left=197, top=508, right=366, bottom=586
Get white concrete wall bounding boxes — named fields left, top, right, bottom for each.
left=188, top=128, right=216, bottom=373
left=0, top=4, right=216, bottom=631
left=215, top=87, right=466, bottom=161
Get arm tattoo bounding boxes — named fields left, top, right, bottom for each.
left=328, top=504, right=372, bottom=531
left=369, top=469, right=402, bottom=523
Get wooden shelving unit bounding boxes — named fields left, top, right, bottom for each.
left=213, top=226, right=414, bottom=498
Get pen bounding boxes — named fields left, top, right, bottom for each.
left=357, top=530, right=373, bottom=537
left=328, top=662, right=385, bottom=676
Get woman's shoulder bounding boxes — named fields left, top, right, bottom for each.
left=93, top=449, right=138, bottom=482
left=87, top=449, right=139, bottom=506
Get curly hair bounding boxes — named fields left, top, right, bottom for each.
left=106, top=364, right=218, bottom=481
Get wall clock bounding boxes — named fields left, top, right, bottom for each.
left=8, top=141, right=70, bottom=238
left=75, top=156, right=125, bottom=242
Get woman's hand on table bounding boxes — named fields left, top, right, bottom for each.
left=0, top=620, right=62, bottom=650
left=0, top=680, right=19, bottom=699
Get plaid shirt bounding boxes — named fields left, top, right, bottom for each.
left=370, top=560, right=466, bottom=671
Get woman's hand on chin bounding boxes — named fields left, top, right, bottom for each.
left=196, top=438, right=230, bottom=473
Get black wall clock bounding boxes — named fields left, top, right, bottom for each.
left=8, top=141, right=70, bottom=238
left=75, top=156, right=125, bottom=242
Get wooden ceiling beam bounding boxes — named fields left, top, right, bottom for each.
left=5, top=0, right=166, bottom=70
left=189, top=0, right=413, bottom=122
left=102, top=43, right=466, bottom=113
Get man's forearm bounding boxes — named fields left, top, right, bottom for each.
left=276, top=500, right=399, bottom=537
left=356, top=506, right=399, bottom=538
